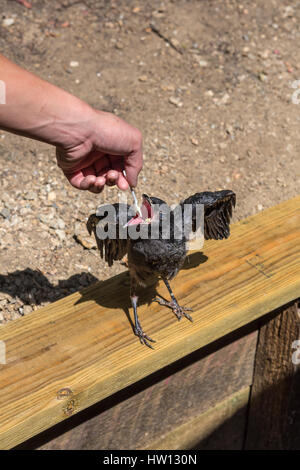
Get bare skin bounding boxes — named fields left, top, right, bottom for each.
left=0, top=54, right=143, bottom=193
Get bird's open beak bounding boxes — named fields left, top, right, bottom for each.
left=124, top=194, right=154, bottom=227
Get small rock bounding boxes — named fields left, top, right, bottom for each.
left=190, top=138, right=199, bottom=146
left=283, top=6, right=294, bottom=18
left=169, top=96, right=183, bottom=107
left=56, top=229, right=66, bottom=241
left=152, top=10, right=165, bottom=18
left=219, top=93, right=230, bottom=104
left=226, top=124, right=234, bottom=135
left=50, top=218, right=65, bottom=230
left=24, top=191, right=37, bottom=200
left=257, top=204, right=263, bottom=211
left=10, top=215, right=20, bottom=226
left=70, top=61, right=79, bottom=67
left=258, top=72, right=268, bottom=82
left=170, top=38, right=180, bottom=48
left=2, top=18, right=15, bottom=27
left=74, top=233, right=96, bottom=250
left=219, top=156, right=226, bottom=163
left=23, top=305, right=33, bottom=315
left=19, top=207, right=32, bottom=216
left=0, top=208, right=10, bottom=219
left=258, top=49, right=269, bottom=59
left=161, top=83, right=175, bottom=92
left=47, top=191, right=56, bottom=202
left=138, top=75, right=148, bottom=82
left=39, top=213, right=54, bottom=225
left=198, top=60, right=208, bottom=67
left=18, top=307, right=24, bottom=316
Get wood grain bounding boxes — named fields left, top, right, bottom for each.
left=143, top=387, right=250, bottom=450
left=0, top=195, right=299, bottom=449
left=37, top=330, right=257, bottom=450
left=245, top=301, right=300, bottom=449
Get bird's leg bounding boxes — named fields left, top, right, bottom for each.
left=130, top=278, right=156, bottom=349
left=154, top=278, right=193, bottom=322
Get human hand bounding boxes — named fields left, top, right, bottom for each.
left=56, top=109, right=143, bottom=194
left=0, top=54, right=143, bottom=193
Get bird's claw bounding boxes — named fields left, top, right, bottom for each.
left=154, top=297, right=193, bottom=322
left=173, top=306, right=193, bottom=322
left=134, top=326, right=156, bottom=349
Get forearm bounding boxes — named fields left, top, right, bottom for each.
left=0, top=54, right=94, bottom=148
left=0, top=54, right=143, bottom=191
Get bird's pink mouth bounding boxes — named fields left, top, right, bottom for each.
left=125, top=196, right=153, bottom=226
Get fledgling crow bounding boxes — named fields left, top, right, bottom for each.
left=87, top=190, right=236, bottom=348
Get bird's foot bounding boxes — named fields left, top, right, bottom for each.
left=134, top=325, right=156, bottom=349
left=154, top=297, right=193, bottom=322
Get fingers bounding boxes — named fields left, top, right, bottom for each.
left=117, top=173, right=129, bottom=190
left=57, top=119, right=143, bottom=193
left=106, top=169, right=119, bottom=186
left=66, top=165, right=131, bottom=193
left=67, top=169, right=106, bottom=193
left=124, top=129, right=143, bottom=187
left=106, top=159, right=129, bottom=190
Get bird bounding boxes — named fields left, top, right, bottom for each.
left=87, top=190, right=236, bottom=348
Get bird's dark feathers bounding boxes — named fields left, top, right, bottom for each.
left=87, top=190, right=236, bottom=281
left=180, top=190, right=236, bottom=240
left=87, top=203, right=134, bottom=267
left=143, top=194, right=167, bottom=206
left=87, top=190, right=236, bottom=347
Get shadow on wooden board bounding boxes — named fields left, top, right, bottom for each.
left=192, top=368, right=300, bottom=450
left=196, top=300, right=300, bottom=450
left=132, top=299, right=300, bottom=451
left=72, top=252, right=208, bottom=333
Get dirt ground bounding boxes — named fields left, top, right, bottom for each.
left=0, top=0, right=299, bottom=323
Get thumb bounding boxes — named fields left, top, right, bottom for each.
left=124, top=149, right=143, bottom=188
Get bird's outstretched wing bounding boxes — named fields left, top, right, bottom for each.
left=87, top=203, right=135, bottom=266
left=179, top=190, right=236, bottom=240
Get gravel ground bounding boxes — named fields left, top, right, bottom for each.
left=0, top=0, right=299, bottom=323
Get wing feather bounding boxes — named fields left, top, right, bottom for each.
left=180, top=190, right=236, bottom=241
left=87, top=203, right=134, bottom=266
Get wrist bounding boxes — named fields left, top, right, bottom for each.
left=46, top=97, right=97, bottom=150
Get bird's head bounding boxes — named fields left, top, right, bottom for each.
left=125, top=194, right=167, bottom=226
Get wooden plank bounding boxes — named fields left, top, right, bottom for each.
left=143, top=387, right=250, bottom=450
left=245, top=301, right=300, bottom=449
left=35, top=330, right=257, bottom=450
left=0, top=195, right=299, bottom=449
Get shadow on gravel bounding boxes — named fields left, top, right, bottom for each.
left=0, top=267, right=98, bottom=306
